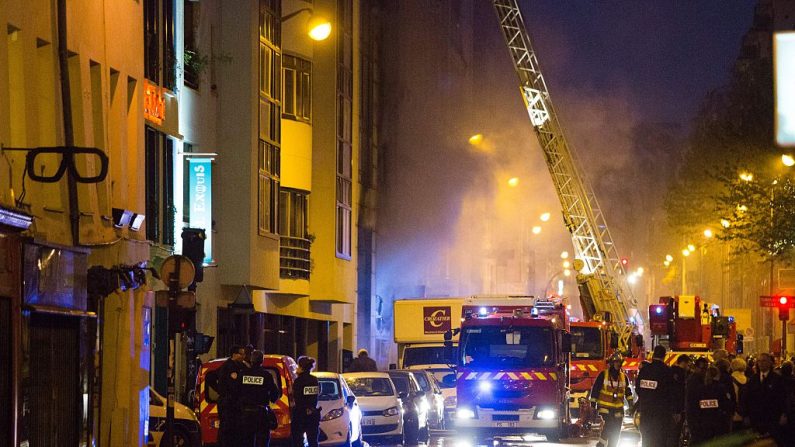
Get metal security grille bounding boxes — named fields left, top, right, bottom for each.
left=0, top=299, right=10, bottom=446
left=28, top=313, right=80, bottom=447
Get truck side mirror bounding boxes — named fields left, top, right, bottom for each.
left=562, top=333, right=573, bottom=353
left=442, top=373, right=457, bottom=388
left=444, top=330, right=453, bottom=342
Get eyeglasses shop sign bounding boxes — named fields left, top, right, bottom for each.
left=189, top=158, right=213, bottom=264
left=423, top=306, right=452, bottom=334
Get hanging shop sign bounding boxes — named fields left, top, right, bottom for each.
left=775, top=32, right=795, bottom=147
left=144, top=80, right=166, bottom=125
left=188, top=158, right=213, bottom=264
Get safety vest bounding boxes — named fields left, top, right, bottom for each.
left=596, top=371, right=627, bottom=414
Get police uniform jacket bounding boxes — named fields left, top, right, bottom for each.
left=239, top=365, right=280, bottom=409
left=218, top=358, right=245, bottom=405
left=636, top=359, right=674, bottom=417
left=293, top=372, right=320, bottom=413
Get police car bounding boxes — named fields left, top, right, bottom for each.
left=148, top=388, right=201, bottom=447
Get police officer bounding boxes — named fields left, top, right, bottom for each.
left=635, top=345, right=675, bottom=447
left=218, top=344, right=246, bottom=446
left=590, top=352, right=632, bottom=447
left=292, top=356, right=321, bottom=447
left=239, top=350, right=281, bottom=447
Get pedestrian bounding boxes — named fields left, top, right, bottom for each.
left=669, top=354, right=691, bottom=446
left=714, top=358, right=736, bottom=432
left=686, top=364, right=733, bottom=444
left=635, top=345, right=675, bottom=447
left=743, top=352, right=787, bottom=444
left=780, top=361, right=795, bottom=440
left=590, top=352, right=631, bottom=447
left=239, top=350, right=281, bottom=447
left=729, top=357, right=748, bottom=432
left=244, top=343, right=255, bottom=367
left=218, top=344, right=247, bottom=446
left=348, top=348, right=378, bottom=372
left=292, top=356, right=321, bottom=447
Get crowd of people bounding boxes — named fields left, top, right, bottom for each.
left=592, top=345, right=795, bottom=447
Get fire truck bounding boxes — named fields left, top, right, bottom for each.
left=649, top=295, right=738, bottom=365
left=491, top=0, right=646, bottom=411
left=448, top=297, right=572, bottom=442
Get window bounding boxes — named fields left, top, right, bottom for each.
left=257, top=0, right=282, bottom=236
left=183, top=0, right=200, bottom=89
left=335, top=0, right=353, bottom=259
left=145, top=127, right=175, bottom=245
left=144, top=0, right=176, bottom=89
left=279, top=189, right=309, bottom=279
left=282, top=55, right=311, bottom=122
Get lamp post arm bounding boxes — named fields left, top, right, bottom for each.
left=281, top=7, right=312, bottom=23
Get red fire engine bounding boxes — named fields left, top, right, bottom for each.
left=649, top=295, right=738, bottom=365
left=448, top=298, right=572, bottom=442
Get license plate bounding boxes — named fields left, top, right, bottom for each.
left=495, top=422, right=517, bottom=428
left=363, top=418, right=376, bottom=426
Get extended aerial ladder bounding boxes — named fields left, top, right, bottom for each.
left=490, top=0, right=644, bottom=352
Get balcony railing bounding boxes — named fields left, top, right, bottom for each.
left=280, top=236, right=311, bottom=280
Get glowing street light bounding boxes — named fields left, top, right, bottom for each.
left=531, top=226, right=542, bottom=235
left=636, top=267, right=644, bottom=276
left=307, top=17, right=332, bottom=40
left=704, top=228, right=714, bottom=238
left=560, top=251, right=569, bottom=259
left=687, top=244, right=696, bottom=252
left=507, top=177, right=520, bottom=187
left=665, top=254, right=674, bottom=262
left=563, top=269, right=571, bottom=277
left=627, top=273, right=638, bottom=285
left=664, top=260, right=671, bottom=267
left=468, top=134, right=484, bottom=146
left=540, top=212, right=551, bottom=222
left=720, top=219, right=731, bottom=228
left=682, top=249, right=691, bottom=257
left=783, top=154, right=795, bottom=167
left=562, top=260, right=571, bottom=269
left=739, top=172, right=754, bottom=182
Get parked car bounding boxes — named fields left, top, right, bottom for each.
left=148, top=387, right=201, bottom=447
left=426, top=367, right=457, bottom=426
left=313, top=372, right=363, bottom=447
left=408, top=369, right=446, bottom=430
left=386, top=370, right=430, bottom=443
left=195, top=354, right=297, bottom=445
left=343, top=372, right=405, bottom=444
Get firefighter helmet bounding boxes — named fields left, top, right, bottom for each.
left=608, top=352, right=624, bottom=364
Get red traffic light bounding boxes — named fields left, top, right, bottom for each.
left=621, top=257, right=629, bottom=266
left=780, top=296, right=790, bottom=306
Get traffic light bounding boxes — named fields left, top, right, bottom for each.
left=181, top=228, right=206, bottom=285
left=620, top=257, right=629, bottom=271
left=194, top=332, right=215, bottom=355
left=169, top=302, right=196, bottom=333
left=778, top=296, right=791, bottom=321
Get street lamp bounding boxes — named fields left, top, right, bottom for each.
left=508, top=177, right=519, bottom=187
left=540, top=212, right=551, bottom=222
left=783, top=154, right=795, bottom=167
left=281, top=8, right=332, bottom=41
left=739, top=172, right=754, bottom=182
left=468, top=133, right=484, bottom=146
left=531, top=226, right=541, bottom=235
left=704, top=228, right=714, bottom=238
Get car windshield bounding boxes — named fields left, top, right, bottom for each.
left=460, top=326, right=555, bottom=368
left=389, top=375, right=410, bottom=395
left=403, top=347, right=454, bottom=367
left=429, top=369, right=456, bottom=389
left=571, top=326, right=603, bottom=359
left=318, top=378, right=342, bottom=401
left=346, top=377, right=395, bottom=397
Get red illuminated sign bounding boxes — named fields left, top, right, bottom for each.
left=144, top=80, right=166, bottom=125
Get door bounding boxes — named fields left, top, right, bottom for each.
left=27, top=312, right=80, bottom=447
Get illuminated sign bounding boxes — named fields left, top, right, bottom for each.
left=189, top=158, right=213, bottom=264
left=144, top=80, right=166, bottom=125
left=775, top=32, right=795, bottom=147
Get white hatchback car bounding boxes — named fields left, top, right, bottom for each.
left=314, top=372, right=364, bottom=447
left=343, top=372, right=404, bottom=444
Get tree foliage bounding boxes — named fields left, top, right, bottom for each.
left=664, top=56, right=795, bottom=259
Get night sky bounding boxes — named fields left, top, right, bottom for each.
left=520, top=1, right=757, bottom=126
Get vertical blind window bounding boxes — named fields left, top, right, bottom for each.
left=258, top=0, right=281, bottom=236
left=282, top=55, right=312, bottom=123
left=335, top=0, right=354, bottom=258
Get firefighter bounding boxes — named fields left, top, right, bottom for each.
left=291, top=356, right=321, bottom=447
left=590, top=352, right=631, bottom=447
left=635, top=345, right=675, bottom=447
left=218, top=344, right=247, bottom=446
left=239, top=350, right=281, bottom=447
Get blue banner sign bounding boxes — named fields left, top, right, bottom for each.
left=189, top=158, right=213, bottom=264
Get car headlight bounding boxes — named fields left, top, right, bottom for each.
left=478, top=381, right=492, bottom=393
left=444, top=396, right=457, bottom=407
left=322, top=407, right=345, bottom=421
left=456, top=408, right=475, bottom=419
left=536, top=408, right=557, bottom=420
left=383, top=406, right=400, bottom=417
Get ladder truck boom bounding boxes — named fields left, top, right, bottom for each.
left=491, top=0, right=643, bottom=352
